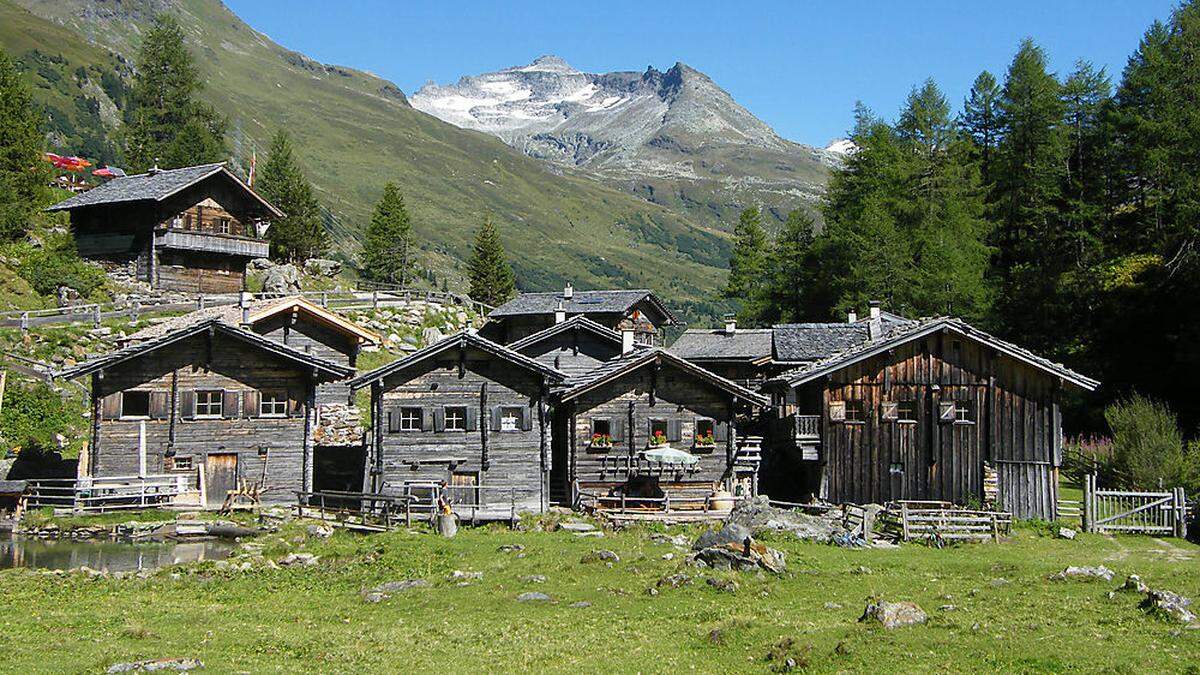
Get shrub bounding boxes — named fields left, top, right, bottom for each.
left=0, top=381, right=83, bottom=451
left=1063, top=435, right=1117, bottom=484
left=15, top=232, right=107, bottom=298
left=1103, top=395, right=1198, bottom=490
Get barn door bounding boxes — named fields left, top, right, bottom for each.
left=205, top=453, right=239, bottom=508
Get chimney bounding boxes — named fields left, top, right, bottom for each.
left=724, top=313, right=737, bottom=335
left=867, top=300, right=882, bottom=340
left=562, top=282, right=574, bottom=300
left=239, top=291, right=252, bottom=327
left=554, top=300, right=566, bottom=324
left=621, top=328, right=636, bottom=354
left=847, top=311, right=858, bottom=323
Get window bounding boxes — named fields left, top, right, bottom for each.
left=649, top=418, right=669, bottom=446
left=896, top=400, right=917, bottom=422
left=400, top=407, right=423, bottom=432
left=260, top=392, right=288, bottom=417
left=844, top=400, right=865, bottom=422
left=121, top=391, right=150, bottom=418
left=955, top=401, right=974, bottom=424
left=217, top=217, right=231, bottom=234
left=171, top=456, right=193, bottom=471
left=591, top=418, right=612, bottom=447
left=195, top=390, right=223, bottom=418
left=695, top=418, right=716, bottom=446
left=500, top=406, right=522, bottom=432
left=444, top=406, right=467, bottom=432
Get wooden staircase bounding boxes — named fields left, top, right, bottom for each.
left=734, top=436, right=763, bottom=471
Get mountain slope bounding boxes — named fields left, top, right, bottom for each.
left=412, top=56, right=835, bottom=228
left=3, top=0, right=733, bottom=321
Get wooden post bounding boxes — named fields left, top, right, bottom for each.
left=990, top=512, right=999, bottom=543
left=1082, top=473, right=1094, bottom=533
left=92, top=305, right=102, bottom=328
left=900, top=502, right=911, bottom=542
left=1174, top=487, right=1187, bottom=538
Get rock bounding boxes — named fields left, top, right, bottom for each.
left=559, top=521, right=596, bottom=532
left=569, top=601, right=592, bottom=608
left=1050, top=566, right=1114, bottom=582
left=661, top=553, right=675, bottom=561
left=279, top=552, right=319, bottom=567
left=517, top=592, right=552, bottom=602
left=57, top=285, right=81, bottom=307
left=690, top=538, right=786, bottom=574
left=725, top=495, right=859, bottom=543
left=706, top=577, right=738, bottom=593
left=303, top=258, right=342, bottom=277
left=1121, top=574, right=1150, bottom=594
left=262, top=263, right=302, bottom=294
left=939, top=604, right=958, bottom=612
left=498, top=544, right=525, bottom=553
left=363, top=579, right=429, bottom=602
left=645, top=587, right=659, bottom=597
left=693, top=523, right=752, bottom=551
left=656, top=573, right=692, bottom=589
left=575, top=531, right=605, bottom=538
left=823, top=602, right=843, bottom=610
left=421, top=326, right=444, bottom=346
left=1141, top=589, right=1198, bottom=625
left=582, top=549, right=620, bottom=563
left=860, top=600, right=928, bottom=629
left=362, top=592, right=388, bottom=604
left=450, top=570, right=483, bottom=581
left=107, top=658, right=203, bottom=673
left=248, top=258, right=274, bottom=271
left=649, top=533, right=692, bottom=549
left=1057, top=527, right=1077, bottom=540
left=519, top=575, right=547, bottom=584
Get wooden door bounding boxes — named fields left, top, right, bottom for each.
left=450, top=471, right=479, bottom=506
left=206, top=453, right=239, bottom=508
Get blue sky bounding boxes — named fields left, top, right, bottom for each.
left=225, top=0, right=1179, bottom=146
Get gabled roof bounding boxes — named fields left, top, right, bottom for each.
left=121, top=296, right=379, bottom=346
left=507, top=315, right=623, bottom=352
left=767, top=317, right=1099, bottom=391
left=56, top=319, right=354, bottom=381
left=557, top=347, right=769, bottom=406
left=772, top=323, right=870, bottom=362
left=669, top=328, right=774, bottom=363
left=348, top=331, right=567, bottom=390
left=47, top=163, right=284, bottom=218
left=488, top=289, right=678, bottom=324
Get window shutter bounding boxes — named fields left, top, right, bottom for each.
left=101, top=393, right=121, bottom=420
left=520, top=405, right=532, bottom=431
left=714, top=420, right=729, bottom=442
left=939, top=401, right=956, bottom=423
left=287, top=391, right=302, bottom=418
left=433, top=407, right=445, bottom=432
left=149, top=391, right=169, bottom=420
left=667, top=418, right=682, bottom=442
left=180, top=391, right=196, bottom=420
left=610, top=417, right=624, bottom=441
left=222, top=390, right=240, bottom=419
left=829, top=401, right=846, bottom=422
left=244, top=390, right=261, bottom=418
left=490, top=406, right=503, bottom=432
left=466, top=407, right=478, bottom=432
left=880, top=401, right=899, bottom=421
left=387, top=409, right=399, bottom=433
left=420, top=408, right=432, bottom=431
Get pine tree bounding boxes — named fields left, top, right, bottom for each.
left=125, top=15, right=227, bottom=171
left=360, top=182, right=415, bottom=285
left=960, top=71, right=1002, bottom=186
left=467, top=215, right=516, bottom=307
left=723, top=207, right=770, bottom=321
left=256, top=130, right=328, bottom=263
left=0, top=48, right=47, bottom=241
left=762, top=209, right=817, bottom=322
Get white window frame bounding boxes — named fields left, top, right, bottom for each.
left=443, top=406, right=467, bottom=432
left=120, top=390, right=151, bottom=420
left=499, top=406, right=522, bottom=432
left=259, top=392, right=288, bottom=418
left=171, top=456, right=194, bottom=471
left=844, top=400, right=866, bottom=423
left=896, top=400, right=918, bottom=423
left=955, top=400, right=975, bottom=424
left=195, top=390, right=223, bottom=418
left=399, top=407, right=422, bottom=432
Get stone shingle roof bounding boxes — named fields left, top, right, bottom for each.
left=768, top=317, right=1099, bottom=391
left=488, top=289, right=677, bottom=323
left=557, top=347, right=768, bottom=406
left=47, top=163, right=283, bottom=217
left=669, top=328, right=774, bottom=362
left=348, top=330, right=566, bottom=390
left=120, top=296, right=379, bottom=346
left=772, top=323, right=871, bottom=362
left=507, top=315, right=623, bottom=352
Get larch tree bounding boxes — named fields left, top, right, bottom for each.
left=0, top=47, right=48, bottom=241
left=124, top=14, right=227, bottom=171
left=960, top=71, right=1002, bottom=186
left=467, top=215, right=516, bottom=307
left=255, top=130, right=328, bottom=263
left=360, top=182, right=415, bottom=285
left=723, top=206, right=770, bottom=322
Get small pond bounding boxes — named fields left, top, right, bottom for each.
left=0, top=537, right=236, bottom=572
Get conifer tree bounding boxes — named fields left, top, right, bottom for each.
left=256, top=130, right=328, bottom=263
left=467, top=215, right=516, bottom=307
left=125, top=15, right=227, bottom=171
left=723, top=207, right=769, bottom=321
left=762, top=209, right=818, bottom=323
left=960, top=71, right=1002, bottom=186
left=360, top=182, right=415, bottom=285
left=0, top=48, right=47, bottom=241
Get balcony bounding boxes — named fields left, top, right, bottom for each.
left=772, top=413, right=821, bottom=461
left=155, top=229, right=270, bottom=258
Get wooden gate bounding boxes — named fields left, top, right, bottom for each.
left=205, top=453, right=239, bottom=509
left=1082, top=474, right=1188, bottom=537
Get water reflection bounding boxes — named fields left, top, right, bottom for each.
left=0, top=537, right=236, bottom=572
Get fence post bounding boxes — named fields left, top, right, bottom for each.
left=130, top=301, right=140, bottom=323
left=1082, top=474, right=1094, bottom=533
left=92, top=305, right=102, bottom=328
left=900, top=502, right=911, bottom=542
left=1175, top=487, right=1187, bottom=538
left=372, top=291, right=379, bottom=309
left=19, top=312, right=28, bottom=332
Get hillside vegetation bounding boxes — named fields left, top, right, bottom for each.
left=1, top=0, right=734, bottom=322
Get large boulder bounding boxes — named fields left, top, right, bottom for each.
left=725, top=495, right=853, bottom=543
left=262, top=263, right=302, bottom=294
left=694, top=523, right=752, bottom=550
left=860, top=600, right=928, bottom=629
left=304, top=258, right=342, bottom=277
left=1141, top=588, right=1198, bottom=625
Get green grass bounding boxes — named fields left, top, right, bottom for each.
left=0, top=519, right=1197, bottom=672
left=19, top=507, right=259, bottom=529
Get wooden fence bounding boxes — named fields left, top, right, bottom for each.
left=880, top=501, right=1013, bottom=544
left=23, top=474, right=192, bottom=513
left=1081, top=474, right=1188, bottom=537
left=295, top=483, right=522, bottom=530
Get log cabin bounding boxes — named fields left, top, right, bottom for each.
left=349, top=331, right=566, bottom=519
left=480, top=284, right=678, bottom=345
left=760, top=315, right=1099, bottom=519
left=56, top=319, right=354, bottom=507
left=48, top=163, right=280, bottom=293
left=553, top=344, right=769, bottom=508
left=507, top=314, right=626, bottom=377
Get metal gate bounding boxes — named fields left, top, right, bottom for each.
left=1082, top=474, right=1188, bottom=537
